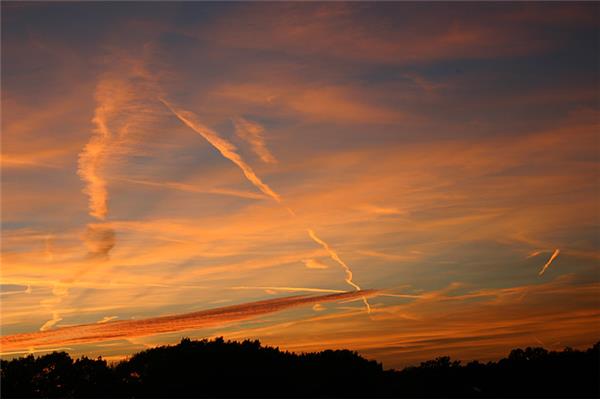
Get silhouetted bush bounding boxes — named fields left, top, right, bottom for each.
left=1, top=338, right=598, bottom=398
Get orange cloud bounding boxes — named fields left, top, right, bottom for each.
left=307, top=229, right=370, bottom=313
left=83, top=224, right=116, bottom=260
left=114, top=177, right=268, bottom=200
left=96, top=316, right=118, bottom=324
left=160, top=98, right=282, bottom=203
left=233, top=117, right=277, bottom=163
left=197, top=3, right=574, bottom=67
left=539, top=249, right=560, bottom=276
left=302, top=258, right=329, bottom=269
left=161, top=99, right=371, bottom=312
left=219, top=279, right=600, bottom=369
left=233, top=286, right=344, bottom=294
left=77, top=52, right=163, bottom=221
left=216, top=83, right=404, bottom=124
left=77, top=84, right=113, bottom=220
left=2, top=3, right=597, bottom=367
left=0, top=290, right=375, bottom=352
left=39, top=312, right=63, bottom=332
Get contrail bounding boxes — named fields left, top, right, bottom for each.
left=538, top=249, right=560, bottom=276
left=159, top=99, right=281, bottom=203
left=161, top=99, right=371, bottom=313
left=96, top=316, right=118, bottom=324
left=0, top=286, right=31, bottom=296
left=78, top=66, right=161, bottom=229
left=75, top=78, right=124, bottom=318
left=78, top=91, right=112, bottom=220
left=59, top=59, right=163, bottom=341
left=307, top=229, right=359, bottom=291
left=0, top=290, right=375, bottom=352
left=114, top=176, right=268, bottom=200
left=307, top=229, right=371, bottom=312
left=40, top=312, right=63, bottom=332
left=232, top=286, right=347, bottom=294
left=0, top=347, right=73, bottom=357
left=233, top=117, right=277, bottom=164
left=527, top=250, right=543, bottom=259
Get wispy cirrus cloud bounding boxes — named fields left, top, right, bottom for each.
left=77, top=52, right=163, bottom=263
left=114, top=177, right=268, bottom=201
left=200, top=3, right=594, bottom=65
left=83, top=224, right=116, bottom=261
left=216, top=83, right=404, bottom=124
left=302, top=258, right=329, bottom=269
left=233, top=117, right=277, bottom=164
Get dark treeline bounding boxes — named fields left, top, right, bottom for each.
left=1, top=337, right=599, bottom=398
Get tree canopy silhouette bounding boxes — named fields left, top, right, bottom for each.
left=1, top=338, right=598, bottom=398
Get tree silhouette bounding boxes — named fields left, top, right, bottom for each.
left=1, top=338, right=599, bottom=398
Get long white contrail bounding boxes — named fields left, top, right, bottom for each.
left=538, top=249, right=560, bottom=276
left=159, top=99, right=281, bottom=203
left=161, top=99, right=371, bottom=313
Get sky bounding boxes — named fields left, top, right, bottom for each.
left=1, top=2, right=599, bottom=369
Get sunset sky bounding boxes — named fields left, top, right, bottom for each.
left=1, top=2, right=599, bottom=368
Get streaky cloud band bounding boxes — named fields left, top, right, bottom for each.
left=0, top=290, right=376, bottom=352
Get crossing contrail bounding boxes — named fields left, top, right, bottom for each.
left=307, top=229, right=371, bottom=312
left=160, top=99, right=371, bottom=313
